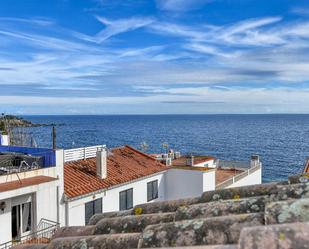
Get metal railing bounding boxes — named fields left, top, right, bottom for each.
left=216, top=164, right=262, bottom=190
left=0, top=155, right=43, bottom=176
left=0, top=219, right=59, bottom=249
left=64, top=145, right=106, bottom=162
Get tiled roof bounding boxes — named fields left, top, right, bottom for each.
left=64, top=145, right=166, bottom=198
left=23, top=174, right=309, bottom=249
left=0, top=176, right=57, bottom=193
left=172, top=156, right=215, bottom=167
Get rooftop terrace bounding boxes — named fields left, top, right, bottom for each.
left=0, top=146, right=55, bottom=176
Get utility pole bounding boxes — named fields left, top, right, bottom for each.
left=52, top=126, right=56, bottom=150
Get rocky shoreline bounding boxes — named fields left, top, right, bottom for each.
left=0, top=115, right=55, bottom=128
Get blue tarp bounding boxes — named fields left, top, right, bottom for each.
left=0, top=146, right=56, bottom=168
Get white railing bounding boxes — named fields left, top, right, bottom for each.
left=216, top=164, right=262, bottom=190
left=64, top=145, right=106, bottom=162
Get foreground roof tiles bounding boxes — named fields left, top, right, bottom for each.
left=64, top=145, right=166, bottom=198
left=20, top=174, right=309, bottom=249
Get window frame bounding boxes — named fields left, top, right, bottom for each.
left=85, top=198, right=102, bottom=225
left=119, top=188, right=133, bottom=211
left=147, top=180, right=158, bottom=202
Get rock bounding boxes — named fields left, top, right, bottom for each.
left=265, top=198, right=309, bottom=224
left=238, top=222, right=309, bottom=249
left=139, top=213, right=264, bottom=248
left=95, top=212, right=175, bottom=235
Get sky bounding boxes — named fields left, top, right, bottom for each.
left=1, top=0, right=309, bottom=114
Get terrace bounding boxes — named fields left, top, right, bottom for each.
left=0, top=146, right=55, bottom=176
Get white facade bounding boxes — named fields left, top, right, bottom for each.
left=0, top=144, right=263, bottom=240
left=64, top=172, right=166, bottom=226
left=165, top=168, right=215, bottom=200
left=0, top=149, right=64, bottom=245
left=227, top=167, right=262, bottom=188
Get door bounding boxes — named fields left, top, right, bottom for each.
left=11, top=202, right=32, bottom=241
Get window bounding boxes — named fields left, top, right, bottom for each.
left=147, top=180, right=158, bottom=202
left=119, top=188, right=133, bottom=211
left=85, top=198, right=102, bottom=225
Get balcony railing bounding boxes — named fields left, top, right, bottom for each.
left=0, top=219, right=59, bottom=249
left=216, top=163, right=262, bottom=190
left=64, top=145, right=106, bottom=162
left=0, top=154, right=44, bottom=176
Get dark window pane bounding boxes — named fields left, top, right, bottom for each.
left=147, top=180, right=158, bottom=201
left=119, top=191, right=127, bottom=211
left=147, top=182, right=152, bottom=201
left=85, top=201, right=94, bottom=225
left=127, top=189, right=133, bottom=209
left=94, top=198, right=102, bottom=214
left=153, top=181, right=158, bottom=199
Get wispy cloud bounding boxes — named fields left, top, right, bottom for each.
left=2, top=10, right=309, bottom=114
left=156, top=0, right=212, bottom=12
left=77, top=16, right=154, bottom=43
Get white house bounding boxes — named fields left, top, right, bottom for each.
left=0, top=139, right=262, bottom=246
left=0, top=143, right=64, bottom=246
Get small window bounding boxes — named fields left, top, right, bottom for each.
left=119, top=188, right=133, bottom=211
left=85, top=198, right=102, bottom=225
left=147, top=180, right=158, bottom=202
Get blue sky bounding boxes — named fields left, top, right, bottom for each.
left=1, top=0, right=309, bottom=114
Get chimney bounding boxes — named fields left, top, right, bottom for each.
left=250, top=155, right=260, bottom=168
left=96, top=148, right=107, bottom=179
left=186, top=155, right=194, bottom=166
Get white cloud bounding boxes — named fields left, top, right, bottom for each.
left=77, top=16, right=154, bottom=43
left=156, top=0, right=212, bottom=12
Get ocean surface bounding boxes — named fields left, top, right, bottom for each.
left=23, top=115, right=309, bottom=183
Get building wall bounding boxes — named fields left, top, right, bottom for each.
left=227, top=168, right=262, bottom=188
left=66, top=172, right=166, bottom=226
left=0, top=198, right=12, bottom=244
left=0, top=180, right=59, bottom=244
left=194, top=159, right=215, bottom=168
left=203, top=170, right=216, bottom=191
left=165, top=169, right=205, bottom=200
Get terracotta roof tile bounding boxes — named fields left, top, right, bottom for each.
left=0, top=176, right=57, bottom=193
left=64, top=145, right=167, bottom=198
left=172, top=156, right=215, bottom=167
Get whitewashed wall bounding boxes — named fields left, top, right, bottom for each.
left=165, top=169, right=213, bottom=200
left=194, top=159, right=215, bottom=168
left=0, top=198, right=12, bottom=244
left=227, top=168, right=262, bottom=188
left=66, top=172, right=166, bottom=226
left=0, top=180, right=59, bottom=244
left=203, top=170, right=216, bottom=191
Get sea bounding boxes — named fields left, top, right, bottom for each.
left=23, top=114, right=309, bottom=183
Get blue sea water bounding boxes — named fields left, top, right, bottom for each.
left=23, top=114, right=309, bottom=183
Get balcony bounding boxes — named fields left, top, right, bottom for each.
left=216, top=160, right=262, bottom=189
left=0, top=219, right=59, bottom=249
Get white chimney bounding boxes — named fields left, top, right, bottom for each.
left=96, top=148, right=107, bottom=179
